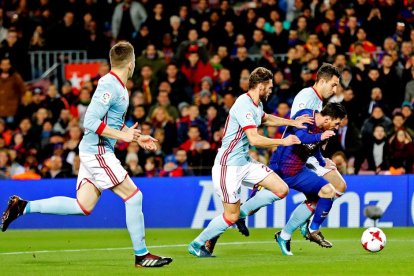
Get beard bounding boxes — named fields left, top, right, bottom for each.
left=259, top=91, right=270, bottom=102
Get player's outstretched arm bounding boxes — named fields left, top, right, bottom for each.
left=99, top=122, right=142, bottom=143
left=244, top=128, right=301, bottom=148
left=262, top=113, right=313, bottom=128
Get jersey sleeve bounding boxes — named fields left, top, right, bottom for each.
left=232, top=100, right=258, bottom=131
left=83, top=82, right=116, bottom=135
left=315, top=149, right=326, bottom=167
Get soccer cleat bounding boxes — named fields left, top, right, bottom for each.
left=205, top=235, right=220, bottom=254
left=135, top=253, right=173, bottom=267
left=275, top=231, right=293, bottom=256
left=306, top=230, right=333, bottom=248
left=1, top=195, right=27, bottom=232
left=235, top=218, right=250, bottom=237
left=188, top=242, right=214, bottom=257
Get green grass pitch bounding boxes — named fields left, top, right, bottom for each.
left=1, top=228, right=413, bottom=275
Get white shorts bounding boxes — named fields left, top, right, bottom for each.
left=212, top=161, right=273, bottom=204
left=306, top=156, right=331, bottom=176
left=77, top=152, right=128, bottom=192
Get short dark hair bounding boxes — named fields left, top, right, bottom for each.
left=248, top=67, right=273, bottom=89
left=320, top=103, right=347, bottom=120
left=109, top=41, right=134, bottom=68
left=315, top=63, right=340, bottom=83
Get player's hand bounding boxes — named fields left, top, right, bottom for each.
left=325, top=158, right=337, bottom=170
left=137, top=134, right=158, bottom=151
left=321, top=130, right=335, bottom=141
left=282, top=135, right=301, bottom=146
left=293, top=115, right=314, bottom=129
left=124, top=122, right=142, bottom=143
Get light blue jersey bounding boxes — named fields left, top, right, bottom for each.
left=290, top=87, right=323, bottom=118
left=79, top=72, right=129, bottom=154
left=215, top=93, right=265, bottom=166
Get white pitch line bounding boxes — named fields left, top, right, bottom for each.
left=0, top=239, right=413, bottom=255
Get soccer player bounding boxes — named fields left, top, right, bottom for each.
left=0, top=41, right=172, bottom=268
left=271, top=103, right=347, bottom=255
left=188, top=67, right=312, bottom=257
left=236, top=64, right=346, bottom=243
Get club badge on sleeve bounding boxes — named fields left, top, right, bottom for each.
left=101, top=92, right=112, bottom=105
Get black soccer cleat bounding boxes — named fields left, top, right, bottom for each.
left=1, top=195, right=28, bottom=232
left=135, top=253, right=173, bottom=268
left=306, top=230, right=333, bottom=248
left=235, top=218, right=250, bottom=237
left=205, top=235, right=220, bottom=254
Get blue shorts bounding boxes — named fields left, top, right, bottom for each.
left=277, top=167, right=329, bottom=196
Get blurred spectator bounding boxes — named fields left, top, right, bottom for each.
left=388, top=129, right=414, bottom=174
left=0, top=29, right=31, bottom=80
left=405, top=66, right=414, bottom=103
left=53, top=109, right=71, bottom=135
left=111, top=0, right=147, bottom=41
left=46, top=11, right=85, bottom=50
left=160, top=63, right=193, bottom=106
left=358, top=125, right=390, bottom=174
left=324, top=115, right=363, bottom=161
left=0, top=149, right=11, bottom=179
left=134, top=65, right=157, bottom=106
left=74, top=87, right=91, bottom=127
left=29, top=25, right=46, bottom=51
left=363, top=87, right=390, bottom=119
left=144, top=156, right=160, bottom=177
left=401, top=101, right=414, bottom=129
left=230, top=46, right=255, bottom=82
left=45, top=84, right=66, bottom=123
left=145, top=3, right=168, bottom=45
left=147, top=90, right=179, bottom=121
left=70, top=153, right=80, bottom=177
left=149, top=106, right=177, bottom=154
left=0, top=57, right=26, bottom=126
left=331, top=151, right=353, bottom=175
left=0, top=118, right=12, bottom=146
left=179, top=124, right=212, bottom=175
left=135, top=43, right=166, bottom=79
left=361, top=105, right=393, bottom=144
left=43, top=155, right=68, bottom=178
left=174, top=28, right=209, bottom=66
left=388, top=112, right=414, bottom=138
left=181, top=48, right=214, bottom=94
left=126, top=105, right=146, bottom=126
left=380, top=53, right=402, bottom=110
left=125, top=152, right=143, bottom=177
left=174, top=149, right=193, bottom=176
left=213, top=68, right=234, bottom=96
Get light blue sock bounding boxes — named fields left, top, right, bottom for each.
left=24, top=197, right=86, bottom=215
left=193, top=214, right=232, bottom=247
left=281, top=201, right=313, bottom=240
left=125, top=190, right=148, bottom=256
left=239, top=189, right=281, bottom=219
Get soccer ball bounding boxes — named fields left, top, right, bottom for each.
left=361, top=227, right=386, bottom=252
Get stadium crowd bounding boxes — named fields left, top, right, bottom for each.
left=0, top=0, right=414, bottom=179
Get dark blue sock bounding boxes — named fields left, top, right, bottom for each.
left=309, top=198, right=333, bottom=232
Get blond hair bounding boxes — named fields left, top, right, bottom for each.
left=109, top=41, right=134, bottom=68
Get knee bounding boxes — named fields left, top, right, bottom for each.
left=124, top=189, right=142, bottom=205
left=275, top=184, right=289, bottom=199
left=224, top=211, right=240, bottom=224
left=76, top=200, right=93, bottom=216
left=334, top=180, right=347, bottom=193
left=318, top=184, right=336, bottom=198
